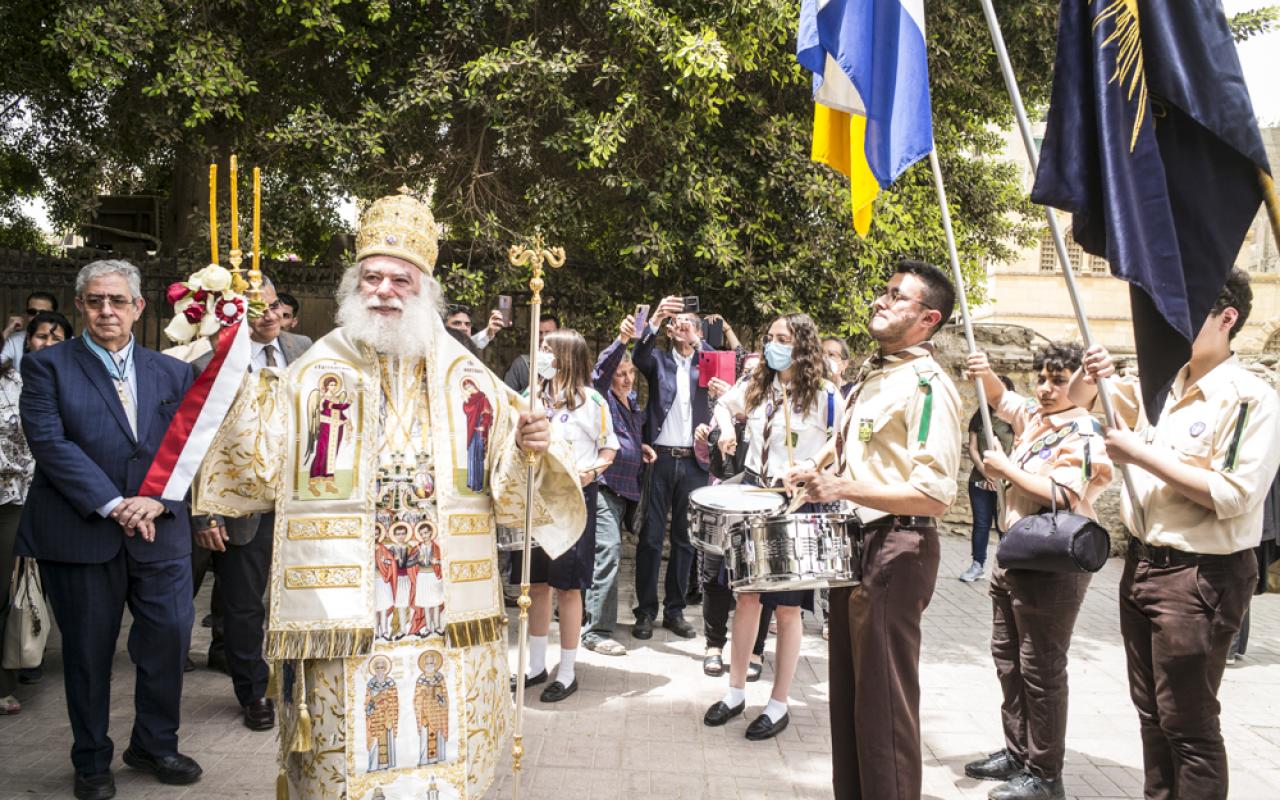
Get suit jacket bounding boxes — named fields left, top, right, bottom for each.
left=192, top=330, right=312, bottom=545
left=631, top=326, right=712, bottom=446
left=16, top=337, right=194, bottom=564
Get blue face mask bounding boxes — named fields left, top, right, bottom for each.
left=764, top=341, right=793, bottom=371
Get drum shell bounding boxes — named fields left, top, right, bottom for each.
left=727, top=513, right=858, bottom=591
left=494, top=525, right=524, bottom=552
left=687, top=486, right=786, bottom=556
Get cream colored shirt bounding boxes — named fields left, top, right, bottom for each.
left=1108, top=356, right=1280, bottom=554
left=837, top=351, right=962, bottom=522
left=995, top=392, right=1114, bottom=532
left=717, top=376, right=841, bottom=482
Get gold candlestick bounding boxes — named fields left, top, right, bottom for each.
left=251, top=167, right=262, bottom=304
left=506, top=233, right=565, bottom=800
left=209, top=164, right=218, bottom=265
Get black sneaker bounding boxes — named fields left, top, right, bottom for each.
left=965, top=748, right=1024, bottom=781
left=989, top=772, right=1065, bottom=800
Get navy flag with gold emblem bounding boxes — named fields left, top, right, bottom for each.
left=1030, top=0, right=1271, bottom=412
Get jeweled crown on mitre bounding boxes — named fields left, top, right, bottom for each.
left=354, top=187, right=439, bottom=275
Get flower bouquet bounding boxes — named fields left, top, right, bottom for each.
left=163, top=264, right=263, bottom=344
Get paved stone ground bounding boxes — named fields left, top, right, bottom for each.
left=3, top=532, right=1278, bottom=799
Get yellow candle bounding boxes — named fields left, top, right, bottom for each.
left=229, top=155, right=238, bottom=252
left=253, top=167, right=261, bottom=271
left=209, top=163, right=217, bottom=264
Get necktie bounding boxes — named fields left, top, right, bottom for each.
left=264, top=343, right=278, bottom=368
left=114, top=355, right=137, bottom=436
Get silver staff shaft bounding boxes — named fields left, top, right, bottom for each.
left=975, top=0, right=1145, bottom=532
left=928, top=149, right=997, bottom=453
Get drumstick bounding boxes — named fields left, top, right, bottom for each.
left=743, top=487, right=790, bottom=493
left=781, top=383, right=795, bottom=467
left=784, top=447, right=836, bottom=514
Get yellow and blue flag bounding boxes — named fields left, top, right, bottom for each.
left=1031, top=0, right=1271, bottom=410
left=797, top=0, right=933, bottom=236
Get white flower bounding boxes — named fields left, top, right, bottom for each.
left=191, top=264, right=233, bottom=293
left=164, top=314, right=197, bottom=343
left=198, top=306, right=221, bottom=337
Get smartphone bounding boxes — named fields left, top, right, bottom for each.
left=634, top=303, right=650, bottom=332
left=682, top=295, right=700, bottom=313
left=498, top=295, right=513, bottom=327
left=703, top=317, right=724, bottom=350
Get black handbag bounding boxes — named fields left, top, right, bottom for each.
left=996, top=481, right=1110, bottom=573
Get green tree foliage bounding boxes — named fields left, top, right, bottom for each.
left=0, top=0, right=1063, bottom=344
left=1230, top=5, right=1280, bottom=42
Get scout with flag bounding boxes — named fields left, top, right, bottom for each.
left=976, top=1, right=1279, bottom=797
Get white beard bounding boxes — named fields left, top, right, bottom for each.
left=336, top=267, right=442, bottom=360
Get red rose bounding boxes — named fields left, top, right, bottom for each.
left=191, top=289, right=208, bottom=303
left=182, top=302, right=206, bottom=323
left=166, top=282, right=190, bottom=305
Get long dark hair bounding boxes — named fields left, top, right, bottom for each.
left=540, top=329, right=591, bottom=411
left=744, top=313, right=827, bottom=414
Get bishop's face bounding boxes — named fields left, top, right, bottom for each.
left=359, top=256, right=423, bottom=314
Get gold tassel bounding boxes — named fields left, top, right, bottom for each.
left=290, top=660, right=314, bottom=753
left=266, top=661, right=280, bottom=701
left=275, top=768, right=289, bottom=800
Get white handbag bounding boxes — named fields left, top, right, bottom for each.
left=3, top=557, right=51, bottom=670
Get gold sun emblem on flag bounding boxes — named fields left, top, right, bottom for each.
left=1093, top=0, right=1148, bottom=152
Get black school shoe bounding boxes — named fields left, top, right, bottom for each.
left=745, top=711, right=789, bottom=741
left=988, top=772, right=1066, bottom=800
left=540, top=679, right=577, bottom=703
left=661, top=614, right=696, bottom=639
left=703, top=700, right=745, bottom=726
left=121, top=746, right=202, bottom=785
left=965, top=748, right=1025, bottom=781
left=510, top=670, right=548, bottom=692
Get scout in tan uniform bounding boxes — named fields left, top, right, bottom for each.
left=1069, top=269, right=1280, bottom=800
left=786, top=260, right=962, bottom=800
left=965, top=343, right=1114, bottom=800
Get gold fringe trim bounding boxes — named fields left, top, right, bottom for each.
left=266, top=627, right=373, bottom=661
left=445, top=613, right=505, bottom=648
left=289, top=660, right=313, bottom=753
left=266, top=661, right=280, bottom=701
left=276, top=768, right=289, bottom=800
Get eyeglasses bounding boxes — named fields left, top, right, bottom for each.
left=875, top=286, right=934, bottom=310
left=81, top=294, right=136, bottom=310
left=26, top=308, right=46, bottom=316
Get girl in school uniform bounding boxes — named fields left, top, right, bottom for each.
left=514, top=329, right=618, bottom=703
left=702, top=312, right=840, bottom=740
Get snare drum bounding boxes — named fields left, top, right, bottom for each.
left=687, top=484, right=787, bottom=555
left=494, top=525, right=523, bottom=552
left=727, top=512, right=857, bottom=591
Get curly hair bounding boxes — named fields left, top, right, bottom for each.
left=744, top=313, right=827, bottom=415
left=1032, top=342, right=1084, bottom=374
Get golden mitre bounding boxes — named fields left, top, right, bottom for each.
left=354, top=187, right=438, bottom=275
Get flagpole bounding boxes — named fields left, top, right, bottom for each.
left=1261, top=169, right=1280, bottom=252
left=927, top=150, right=997, bottom=453
left=975, top=0, right=1146, bottom=531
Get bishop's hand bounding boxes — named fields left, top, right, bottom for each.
left=515, top=411, right=550, bottom=454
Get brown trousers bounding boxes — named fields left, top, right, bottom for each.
left=829, top=525, right=940, bottom=800
left=1120, top=548, right=1255, bottom=800
left=989, top=565, right=1091, bottom=779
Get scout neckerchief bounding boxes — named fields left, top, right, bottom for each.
left=757, top=384, right=784, bottom=481
left=835, top=343, right=935, bottom=474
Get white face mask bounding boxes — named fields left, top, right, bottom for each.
left=826, top=357, right=843, bottom=377
left=536, top=350, right=557, bottom=380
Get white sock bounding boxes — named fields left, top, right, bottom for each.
left=763, top=698, right=789, bottom=723
left=527, top=635, right=548, bottom=677
left=722, top=686, right=746, bottom=708
left=556, top=647, right=578, bottom=685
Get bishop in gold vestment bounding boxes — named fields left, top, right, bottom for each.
left=196, top=192, right=585, bottom=800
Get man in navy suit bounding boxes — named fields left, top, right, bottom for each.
left=17, top=260, right=202, bottom=800
left=630, top=295, right=712, bottom=640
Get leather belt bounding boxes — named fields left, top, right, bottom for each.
left=654, top=445, right=695, bottom=459
left=1128, top=537, right=1235, bottom=568
left=860, top=515, right=938, bottom=531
